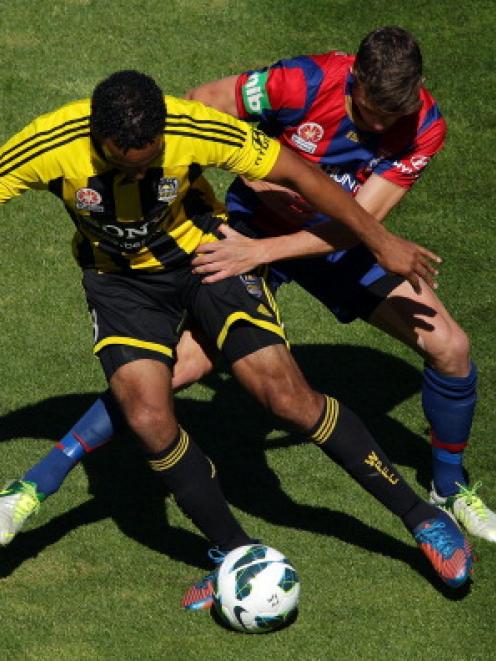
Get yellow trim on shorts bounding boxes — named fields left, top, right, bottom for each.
left=216, top=312, right=287, bottom=350
left=93, top=336, right=174, bottom=358
left=261, top=279, right=284, bottom=329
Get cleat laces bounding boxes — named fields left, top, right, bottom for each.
left=208, top=547, right=226, bottom=565
left=455, top=481, right=488, bottom=520
left=195, top=548, right=225, bottom=587
left=416, top=521, right=456, bottom=558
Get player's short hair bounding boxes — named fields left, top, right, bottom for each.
left=91, top=70, right=166, bottom=150
left=354, top=27, right=423, bottom=114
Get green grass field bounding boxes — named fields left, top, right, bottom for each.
left=1, top=1, right=495, bottom=658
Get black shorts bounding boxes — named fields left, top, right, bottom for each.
left=82, top=264, right=287, bottom=380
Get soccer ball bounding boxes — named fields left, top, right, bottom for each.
left=213, top=544, right=300, bottom=633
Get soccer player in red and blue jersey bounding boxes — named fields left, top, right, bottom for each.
left=186, top=26, right=496, bottom=542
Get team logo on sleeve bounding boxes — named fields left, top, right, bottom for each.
left=242, top=71, right=271, bottom=114
left=291, top=122, right=324, bottom=154
left=75, top=188, right=104, bottom=212
left=157, top=177, right=179, bottom=203
left=393, top=154, right=431, bottom=177
left=251, top=128, right=271, bottom=166
left=410, top=155, right=431, bottom=170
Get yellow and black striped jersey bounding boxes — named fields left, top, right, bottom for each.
left=0, top=96, right=280, bottom=272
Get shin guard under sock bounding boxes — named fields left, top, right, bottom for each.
left=308, top=396, right=438, bottom=531
left=147, top=428, right=252, bottom=551
left=422, top=363, right=477, bottom=496
left=23, top=391, right=121, bottom=498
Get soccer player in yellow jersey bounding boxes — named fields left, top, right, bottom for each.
left=0, top=71, right=473, bottom=602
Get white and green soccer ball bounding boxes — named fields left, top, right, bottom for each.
left=213, top=544, right=300, bottom=633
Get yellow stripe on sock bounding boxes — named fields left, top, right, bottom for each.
left=148, top=428, right=190, bottom=471
left=312, top=396, right=339, bottom=445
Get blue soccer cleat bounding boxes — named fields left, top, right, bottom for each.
left=182, top=548, right=225, bottom=610
left=414, top=510, right=474, bottom=588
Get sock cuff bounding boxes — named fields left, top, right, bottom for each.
left=423, top=362, right=477, bottom=397
left=147, top=428, right=189, bottom=472
left=308, top=396, right=339, bottom=445
left=401, top=500, right=438, bottom=532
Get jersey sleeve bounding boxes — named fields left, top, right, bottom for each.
left=180, top=99, right=281, bottom=181
left=221, top=124, right=281, bottom=180
left=0, top=119, right=53, bottom=204
left=373, top=111, right=447, bottom=190
left=235, top=55, right=321, bottom=127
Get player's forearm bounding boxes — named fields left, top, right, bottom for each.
left=254, top=224, right=359, bottom=262
left=289, top=167, right=387, bottom=251
left=267, top=150, right=386, bottom=253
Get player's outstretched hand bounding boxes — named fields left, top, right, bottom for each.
left=192, top=224, right=267, bottom=283
left=373, top=231, right=442, bottom=293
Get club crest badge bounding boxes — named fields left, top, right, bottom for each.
left=157, top=177, right=179, bottom=203
left=240, top=274, right=264, bottom=299
left=291, top=122, right=324, bottom=154
left=75, top=187, right=104, bottom=212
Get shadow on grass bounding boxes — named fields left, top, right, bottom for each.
left=0, top=344, right=470, bottom=597
left=0, top=436, right=213, bottom=578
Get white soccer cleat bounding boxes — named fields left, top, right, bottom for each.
left=0, top=480, right=40, bottom=546
left=430, top=481, right=496, bottom=543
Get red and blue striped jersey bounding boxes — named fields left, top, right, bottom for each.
left=235, top=51, right=446, bottom=194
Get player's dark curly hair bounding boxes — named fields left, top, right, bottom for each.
left=91, top=70, right=166, bottom=151
left=354, top=27, right=423, bottom=114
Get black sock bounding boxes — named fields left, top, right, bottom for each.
left=308, top=396, right=437, bottom=531
left=147, top=428, right=252, bottom=552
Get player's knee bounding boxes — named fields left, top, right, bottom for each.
left=124, top=402, right=176, bottom=449
left=262, top=376, right=322, bottom=427
left=265, top=385, right=296, bottom=420
left=425, top=322, right=471, bottom=374
left=449, top=325, right=470, bottom=361
left=125, top=404, right=159, bottom=436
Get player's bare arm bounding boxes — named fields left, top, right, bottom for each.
left=195, top=144, right=441, bottom=291
left=192, top=220, right=355, bottom=283
left=193, top=174, right=409, bottom=281
left=258, top=147, right=443, bottom=292
left=185, top=76, right=239, bottom=116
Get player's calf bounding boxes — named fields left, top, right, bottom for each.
left=307, top=396, right=474, bottom=587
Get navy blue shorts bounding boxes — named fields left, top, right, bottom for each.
left=226, top=178, right=403, bottom=323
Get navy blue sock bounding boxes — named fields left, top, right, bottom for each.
left=422, top=363, right=477, bottom=497
left=23, top=391, right=121, bottom=498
